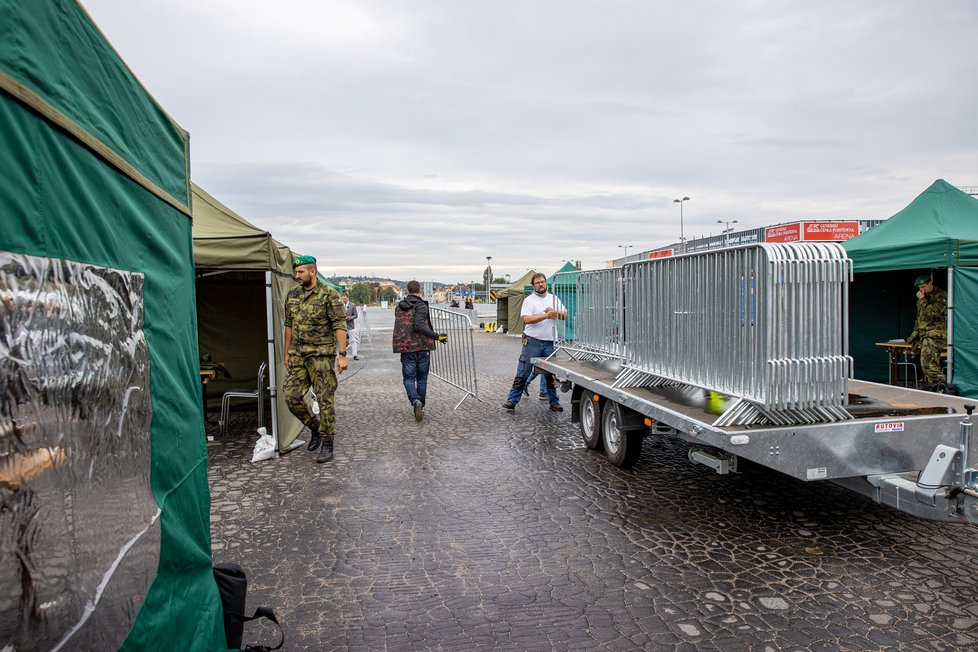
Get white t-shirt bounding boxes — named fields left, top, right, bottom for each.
left=521, top=292, right=566, bottom=341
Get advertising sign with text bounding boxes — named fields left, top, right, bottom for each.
left=765, top=223, right=802, bottom=243
left=803, top=221, right=859, bottom=241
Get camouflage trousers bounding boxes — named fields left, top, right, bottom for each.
left=284, top=354, right=337, bottom=441
left=919, top=336, right=947, bottom=384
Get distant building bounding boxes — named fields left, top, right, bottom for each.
left=610, top=219, right=884, bottom=267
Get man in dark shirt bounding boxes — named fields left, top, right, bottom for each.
left=392, top=280, right=446, bottom=421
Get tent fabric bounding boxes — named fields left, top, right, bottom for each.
left=500, top=269, right=537, bottom=334
left=0, top=0, right=190, bottom=212
left=843, top=179, right=978, bottom=272
left=1, top=3, right=225, bottom=647
left=953, top=268, right=978, bottom=397
left=191, top=182, right=305, bottom=452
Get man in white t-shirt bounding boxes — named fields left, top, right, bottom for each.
left=502, top=272, right=567, bottom=412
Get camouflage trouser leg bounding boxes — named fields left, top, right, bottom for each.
left=284, top=354, right=338, bottom=441
left=920, top=337, right=946, bottom=384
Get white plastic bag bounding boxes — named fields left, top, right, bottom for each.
left=251, top=427, right=276, bottom=462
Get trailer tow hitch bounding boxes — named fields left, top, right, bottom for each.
left=866, top=404, right=978, bottom=523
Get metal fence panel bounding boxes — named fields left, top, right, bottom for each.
left=557, top=269, right=624, bottom=358
left=429, top=307, right=480, bottom=408
left=621, top=243, right=852, bottom=415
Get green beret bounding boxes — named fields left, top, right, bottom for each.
left=292, top=255, right=316, bottom=269
left=914, top=274, right=930, bottom=287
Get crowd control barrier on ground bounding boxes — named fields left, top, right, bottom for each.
left=429, top=307, right=480, bottom=408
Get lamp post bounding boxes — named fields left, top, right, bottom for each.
left=673, top=197, right=690, bottom=252
left=618, top=244, right=633, bottom=260
left=716, top=219, right=738, bottom=247
left=485, top=256, right=492, bottom=303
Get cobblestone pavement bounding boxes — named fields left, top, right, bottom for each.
left=207, top=323, right=978, bottom=651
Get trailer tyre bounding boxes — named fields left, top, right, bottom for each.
left=602, top=401, right=642, bottom=468
left=579, top=394, right=603, bottom=451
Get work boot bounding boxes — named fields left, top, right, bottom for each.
left=549, top=404, right=563, bottom=412
left=538, top=392, right=548, bottom=401
left=316, top=442, right=333, bottom=463
left=502, top=401, right=516, bottom=411
left=414, top=400, right=424, bottom=422
left=307, top=424, right=322, bottom=451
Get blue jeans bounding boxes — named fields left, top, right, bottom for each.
left=401, top=351, right=430, bottom=405
left=507, top=337, right=559, bottom=406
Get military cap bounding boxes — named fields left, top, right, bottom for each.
left=292, top=255, right=316, bottom=269
left=914, top=274, right=931, bottom=287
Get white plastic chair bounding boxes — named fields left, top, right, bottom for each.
left=219, top=362, right=267, bottom=435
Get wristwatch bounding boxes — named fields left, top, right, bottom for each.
left=338, top=351, right=347, bottom=357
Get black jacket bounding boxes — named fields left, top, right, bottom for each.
left=392, top=294, right=438, bottom=352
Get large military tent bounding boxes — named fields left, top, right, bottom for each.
left=0, top=1, right=225, bottom=649
left=191, top=182, right=305, bottom=452
left=843, top=179, right=978, bottom=397
left=495, top=269, right=537, bottom=334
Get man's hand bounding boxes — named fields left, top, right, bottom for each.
left=916, top=290, right=925, bottom=300
left=284, top=353, right=290, bottom=367
left=337, top=356, right=348, bottom=374
left=543, top=307, right=557, bottom=319
left=437, top=333, right=448, bottom=343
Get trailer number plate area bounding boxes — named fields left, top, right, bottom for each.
left=874, top=422, right=905, bottom=433
left=806, top=467, right=827, bottom=480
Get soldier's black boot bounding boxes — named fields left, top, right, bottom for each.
left=316, top=441, right=333, bottom=463
left=307, top=422, right=322, bottom=451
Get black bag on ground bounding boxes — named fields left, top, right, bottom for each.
left=213, top=562, right=284, bottom=651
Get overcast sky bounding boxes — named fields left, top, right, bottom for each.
left=83, top=0, right=978, bottom=283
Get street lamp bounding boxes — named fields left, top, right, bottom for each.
left=673, top=197, right=690, bottom=252
left=618, top=244, right=633, bottom=259
left=717, top=219, right=738, bottom=246
left=485, top=256, right=493, bottom=303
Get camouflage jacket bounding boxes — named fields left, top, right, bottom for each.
left=909, top=287, right=948, bottom=342
left=284, top=282, right=347, bottom=356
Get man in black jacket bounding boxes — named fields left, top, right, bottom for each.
left=392, top=280, right=446, bottom=421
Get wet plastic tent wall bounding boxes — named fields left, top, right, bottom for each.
left=192, top=183, right=305, bottom=452
left=0, top=2, right=226, bottom=649
left=843, top=180, right=978, bottom=397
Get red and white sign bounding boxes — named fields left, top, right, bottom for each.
left=649, top=249, right=673, bottom=259
left=874, top=421, right=905, bottom=433
left=803, top=221, right=859, bottom=241
left=764, top=221, right=860, bottom=243
left=765, top=223, right=802, bottom=243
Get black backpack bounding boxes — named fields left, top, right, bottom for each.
left=213, top=562, right=284, bottom=651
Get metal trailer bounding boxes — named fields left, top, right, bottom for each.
left=536, top=245, right=978, bottom=525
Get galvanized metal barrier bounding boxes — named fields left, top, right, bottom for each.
left=556, top=268, right=625, bottom=360
left=614, top=243, right=853, bottom=425
left=429, top=307, right=480, bottom=408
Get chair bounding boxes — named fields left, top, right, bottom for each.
left=219, top=362, right=267, bottom=436
left=897, top=349, right=917, bottom=389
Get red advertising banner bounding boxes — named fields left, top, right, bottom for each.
left=802, top=221, right=859, bottom=241
left=648, top=249, right=673, bottom=259
left=764, top=223, right=802, bottom=243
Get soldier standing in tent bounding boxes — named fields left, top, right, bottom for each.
left=284, top=255, right=347, bottom=463
left=906, top=273, right=948, bottom=391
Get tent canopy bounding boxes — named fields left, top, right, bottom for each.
left=843, top=179, right=978, bottom=272
left=843, top=179, right=978, bottom=397
left=1, top=2, right=224, bottom=648
left=496, top=269, right=537, bottom=334
left=191, top=182, right=305, bottom=451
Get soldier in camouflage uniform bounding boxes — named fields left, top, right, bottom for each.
left=284, top=255, right=347, bottom=463
left=906, top=273, right=947, bottom=389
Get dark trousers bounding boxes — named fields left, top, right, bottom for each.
left=400, top=351, right=430, bottom=405
left=507, top=337, right=559, bottom=406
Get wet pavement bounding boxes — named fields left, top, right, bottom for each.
left=206, top=312, right=978, bottom=651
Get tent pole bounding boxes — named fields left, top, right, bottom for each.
left=266, top=271, right=280, bottom=457
left=948, top=268, right=955, bottom=386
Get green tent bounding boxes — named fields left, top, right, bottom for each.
left=843, top=179, right=978, bottom=396
left=1, top=1, right=225, bottom=649
left=496, top=270, right=537, bottom=334
left=548, top=262, right=580, bottom=341
left=192, top=182, right=306, bottom=453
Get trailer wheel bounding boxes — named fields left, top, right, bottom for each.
left=602, top=401, right=642, bottom=468
left=579, top=394, right=603, bottom=450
